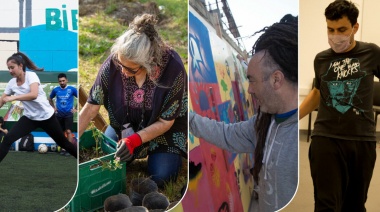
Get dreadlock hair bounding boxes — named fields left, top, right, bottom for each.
left=325, top=0, right=359, bottom=26
left=251, top=14, right=298, bottom=183
left=7, top=52, right=44, bottom=71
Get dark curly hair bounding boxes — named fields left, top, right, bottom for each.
left=325, top=0, right=359, bottom=26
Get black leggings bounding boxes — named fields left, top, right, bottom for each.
left=0, top=114, right=77, bottom=162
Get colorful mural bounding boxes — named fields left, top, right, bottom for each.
left=179, top=11, right=255, bottom=211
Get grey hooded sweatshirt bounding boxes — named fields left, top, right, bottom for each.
left=189, top=112, right=298, bottom=212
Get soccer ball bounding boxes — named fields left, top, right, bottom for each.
left=50, top=144, right=57, bottom=152
left=38, top=144, right=48, bottom=154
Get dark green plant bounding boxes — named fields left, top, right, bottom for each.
left=105, top=0, right=118, bottom=14
left=90, top=122, right=103, bottom=158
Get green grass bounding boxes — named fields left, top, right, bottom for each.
left=163, top=174, right=187, bottom=202
left=155, top=0, right=188, bottom=59
left=78, top=1, right=188, bottom=210
left=104, top=0, right=118, bottom=15
left=0, top=151, right=77, bottom=211
left=79, top=13, right=123, bottom=60
left=79, top=0, right=188, bottom=98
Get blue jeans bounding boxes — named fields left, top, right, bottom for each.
left=148, top=152, right=183, bottom=188
left=104, top=125, right=119, bottom=141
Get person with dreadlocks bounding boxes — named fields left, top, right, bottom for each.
left=0, top=52, right=78, bottom=162
left=189, top=14, right=298, bottom=212
left=299, top=1, right=380, bottom=211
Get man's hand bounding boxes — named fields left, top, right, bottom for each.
left=115, top=133, right=142, bottom=162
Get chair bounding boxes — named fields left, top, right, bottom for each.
left=373, top=81, right=380, bottom=128
left=307, top=78, right=318, bottom=142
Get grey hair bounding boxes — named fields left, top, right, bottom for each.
left=111, top=14, right=165, bottom=78
left=111, top=30, right=153, bottom=74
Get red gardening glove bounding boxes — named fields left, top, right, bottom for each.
left=115, top=133, right=142, bottom=162
left=123, top=133, right=142, bottom=154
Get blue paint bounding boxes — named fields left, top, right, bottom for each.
left=199, top=90, right=210, bottom=111
left=217, top=101, right=232, bottom=124
left=189, top=12, right=217, bottom=83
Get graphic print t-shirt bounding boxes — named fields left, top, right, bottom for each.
left=313, top=41, right=380, bottom=141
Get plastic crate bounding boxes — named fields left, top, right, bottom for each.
left=67, top=130, right=126, bottom=212
left=79, top=129, right=118, bottom=155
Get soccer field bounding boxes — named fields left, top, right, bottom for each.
left=0, top=151, right=77, bottom=211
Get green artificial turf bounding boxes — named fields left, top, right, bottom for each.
left=0, top=151, right=77, bottom=212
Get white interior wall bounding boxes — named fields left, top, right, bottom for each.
left=299, top=0, right=380, bottom=131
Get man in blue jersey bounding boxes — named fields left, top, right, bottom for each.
left=49, top=73, right=78, bottom=145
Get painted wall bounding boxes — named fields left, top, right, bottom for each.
left=177, top=7, right=255, bottom=212
left=299, top=0, right=380, bottom=131
left=0, top=0, right=78, bottom=71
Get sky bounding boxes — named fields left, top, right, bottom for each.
left=0, top=0, right=77, bottom=30
left=206, top=0, right=298, bottom=54
left=0, top=0, right=78, bottom=70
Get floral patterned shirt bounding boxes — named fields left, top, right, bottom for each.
left=88, top=49, right=188, bottom=158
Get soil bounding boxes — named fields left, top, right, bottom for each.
left=79, top=0, right=163, bottom=26
left=78, top=0, right=188, bottom=208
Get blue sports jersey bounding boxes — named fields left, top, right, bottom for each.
left=50, top=85, right=78, bottom=118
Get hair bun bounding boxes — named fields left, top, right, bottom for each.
left=130, top=14, right=158, bottom=41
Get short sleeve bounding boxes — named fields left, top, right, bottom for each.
left=87, top=57, right=112, bottom=105
left=49, top=88, right=57, bottom=99
left=4, top=80, right=14, bottom=95
left=374, top=44, right=380, bottom=79
left=313, top=56, right=321, bottom=90
left=28, top=72, right=40, bottom=85
left=72, top=87, right=78, bottom=98
left=159, top=69, right=187, bottom=121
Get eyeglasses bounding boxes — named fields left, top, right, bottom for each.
left=114, top=57, right=142, bottom=75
